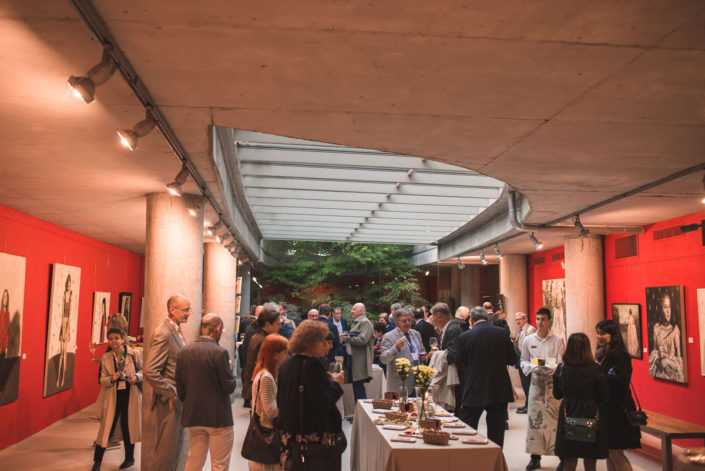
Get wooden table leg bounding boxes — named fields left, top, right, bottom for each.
left=661, top=436, right=672, bottom=471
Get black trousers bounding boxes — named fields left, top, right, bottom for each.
left=517, top=360, right=531, bottom=407
left=94, top=387, right=133, bottom=462
left=458, top=402, right=508, bottom=448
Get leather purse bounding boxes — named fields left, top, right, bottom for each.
left=624, top=381, right=647, bottom=427
left=558, top=363, right=600, bottom=443
left=241, top=375, right=282, bottom=465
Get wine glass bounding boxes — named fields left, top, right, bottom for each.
left=429, top=337, right=438, bottom=351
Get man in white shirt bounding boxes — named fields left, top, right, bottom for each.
left=520, top=308, right=565, bottom=471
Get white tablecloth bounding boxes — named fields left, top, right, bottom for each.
left=350, top=401, right=508, bottom=471
left=337, top=364, right=386, bottom=418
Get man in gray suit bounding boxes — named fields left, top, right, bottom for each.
left=342, top=302, right=374, bottom=402
left=380, top=307, right=426, bottom=394
left=176, top=313, right=236, bottom=471
left=143, top=294, right=191, bottom=471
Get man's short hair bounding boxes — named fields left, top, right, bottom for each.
left=200, top=313, right=223, bottom=335
left=390, top=303, right=402, bottom=312
left=536, top=307, right=552, bottom=320
left=413, top=308, right=424, bottom=320
left=278, top=301, right=288, bottom=310
left=318, top=303, right=331, bottom=316
left=515, top=311, right=528, bottom=320
left=470, top=306, right=489, bottom=322
left=394, top=307, right=412, bottom=321
left=430, top=302, right=451, bottom=318
left=167, top=293, right=186, bottom=311
left=482, top=301, right=493, bottom=311
left=373, top=322, right=387, bottom=333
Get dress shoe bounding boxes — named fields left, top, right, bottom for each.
left=243, top=399, right=251, bottom=408
left=516, top=406, right=528, bottom=414
left=119, top=458, right=135, bottom=469
left=526, top=456, right=541, bottom=470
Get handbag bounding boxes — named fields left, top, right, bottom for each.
left=241, top=373, right=282, bottom=465
left=624, top=381, right=647, bottom=427
left=559, top=363, right=600, bottom=444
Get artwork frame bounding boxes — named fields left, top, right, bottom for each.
left=697, top=288, right=705, bottom=377
left=91, top=292, right=111, bottom=345
left=44, top=263, right=81, bottom=397
left=645, top=285, right=687, bottom=383
left=118, top=292, right=132, bottom=336
left=542, top=278, right=566, bottom=342
left=0, top=252, right=26, bottom=406
left=611, top=303, right=642, bottom=359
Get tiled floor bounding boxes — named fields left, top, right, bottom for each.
left=1, top=395, right=661, bottom=471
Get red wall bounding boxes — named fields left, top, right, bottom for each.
left=0, top=204, right=144, bottom=450
left=528, top=210, right=705, bottom=427
left=528, top=246, right=566, bottom=323
left=605, top=210, right=705, bottom=427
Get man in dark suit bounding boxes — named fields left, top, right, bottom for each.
left=316, top=303, right=344, bottom=362
left=411, top=307, right=436, bottom=354
left=332, top=306, right=348, bottom=335
left=455, top=306, right=517, bottom=448
left=427, top=303, right=464, bottom=411
left=176, top=313, right=237, bottom=471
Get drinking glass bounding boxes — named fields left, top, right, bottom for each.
left=429, top=337, right=438, bottom=351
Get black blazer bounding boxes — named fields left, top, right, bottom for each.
left=175, top=337, right=236, bottom=427
left=455, top=320, right=518, bottom=408
left=317, top=316, right=344, bottom=361
left=442, top=319, right=465, bottom=365
left=412, top=319, right=436, bottom=354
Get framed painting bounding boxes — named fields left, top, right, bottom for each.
left=543, top=278, right=566, bottom=342
left=611, top=303, right=642, bottom=359
left=645, top=286, right=687, bottom=383
left=698, top=288, right=705, bottom=377
left=44, top=263, right=81, bottom=397
left=119, top=292, right=132, bottom=335
left=91, top=292, right=111, bottom=345
left=0, top=252, right=26, bottom=406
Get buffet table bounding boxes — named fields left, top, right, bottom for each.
left=350, top=401, right=508, bottom=471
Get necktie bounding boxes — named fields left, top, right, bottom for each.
left=177, top=327, right=186, bottom=345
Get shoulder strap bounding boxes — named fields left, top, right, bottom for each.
left=629, top=381, right=642, bottom=411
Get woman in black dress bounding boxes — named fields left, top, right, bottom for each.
left=554, top=333, right=609, bottom=471
left=277, top=320, right=345, bottom=470
left=595, top=319, right=641, bottom=471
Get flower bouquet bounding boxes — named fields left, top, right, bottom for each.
left=412, top=364, right=436, bottom=420
left=395, top=357, right=412, bottom=405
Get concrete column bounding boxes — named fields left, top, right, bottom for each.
left=238, top=264, right=251, bottom=316
left=142, top=192, right=204, bottom=468
left=203, top=242, right=237, bottom=359
left=499, top=254, right=528, bottom=336
left=564, top=235, right=604, bottom=352
left=460, top=265, right=482, bottom=307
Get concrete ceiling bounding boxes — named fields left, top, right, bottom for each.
left=0, top=1, right=704, bottom=257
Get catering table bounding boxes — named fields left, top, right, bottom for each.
left=338, top=364, right=386, bottom=418
left=350, top=401, right=508, bottom=471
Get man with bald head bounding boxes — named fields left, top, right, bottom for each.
left=342, top=302, right=375, bottom=402
left=176, top=313, right=237, bottom=471
left=307, top=308, right=319, bottom=320
left=144, top=294, right=192, bottom=471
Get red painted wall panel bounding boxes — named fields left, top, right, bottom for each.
left=605, top=210, right=705, bottom=427
left=0, top=204, right=144, bottom=450
left=528, top=246, right=566, bottom=324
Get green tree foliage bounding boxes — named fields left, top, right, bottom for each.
left=261, top=240, right=424, bottom=312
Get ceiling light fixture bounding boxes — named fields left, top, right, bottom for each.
left=701, top=173, right=705, bottom=204
left=67, top=46, right=117, bottom=103
left=456, top=256, right=465, bottom=270
left=480, top=249, right=488, bottom=265
left=166, top=164, right=190, bottom=197
left=573, top=215, right=589, bottom=238
left=529, top=232, right=544, bottom=250
left=117, top=112, right=156, bottom=151
left=186, top=196, right=206, bottom=217
left=425, top=270, right=430, bottom=276
left=207, top=219, right=223, bottom=236
left=494, top=245, right=503, bottom=260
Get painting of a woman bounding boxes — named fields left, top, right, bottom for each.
left=646, top=286, right=687, bottom=383
left=57, top=274, right=72, bottom=389
left=0, top=290, right=10, bottom=386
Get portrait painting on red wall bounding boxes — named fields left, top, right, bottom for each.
left=0, top=252, right=25, bottom=406
left=542, top=278, right=566, bottom=342
left=646, top=286, right=687, bottom=383
left=91, top=292, right=110, bottom=345
left=612, top=303, right=642, bottom=359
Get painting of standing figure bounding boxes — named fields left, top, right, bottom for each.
left=44, top=264, right=81, bottom=397
left=543, top=278, right=566, bottom=342
left=612, top=303, right=642, bottom=359
left=646, top=286, right=687, bottom=383
left=91, top=292, right=110, bottom=344
left=0, top=252, right=26, bottom=406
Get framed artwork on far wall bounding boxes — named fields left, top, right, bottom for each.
left=0, top=252, right=27, bottom=406
left=611, top=303, right=642, bottom=359
left=698, top=288, right=705, bottom=377
left=645, top=285, right=687, bottom=383
left=118, top=292, right=132, bottom=336
left=91, top=292, right=111, bottom=345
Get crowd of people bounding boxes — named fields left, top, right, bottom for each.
left=89, top=295, right=642, bottom=471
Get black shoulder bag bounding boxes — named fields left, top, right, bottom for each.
left=241, top=373, right=282, bottom=465
left=560, top=364, right=600, bottom=443
left=624, top=381, right=647, bottom=427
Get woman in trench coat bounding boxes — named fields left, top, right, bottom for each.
left=93, top=327, right=143, bottom=470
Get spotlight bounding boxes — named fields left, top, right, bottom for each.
left=573, top=215, right=589, bottom=238
left=186, top=196, right=206, bottom=217
left=166, top=165, right=189, bottom=197
left=67, top=46, right=117, bottom=103
left=701, top=173, right=705, bottom=204
left=207, top=220, right=223, bottom=237
left=480, top=250, right=488, bottom=265
left=215, top=233, right=224, bottom=243
left=456, top=256, right=465, bottom=270
left=117, top=114, right=156, bottom=151
left=494, top=245, right=503, bottom=260
left=425, top=270, right=430, bottom=276
left=529, top=232, right=544, bottom=250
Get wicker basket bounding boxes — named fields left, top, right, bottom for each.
left=418, top=418, right=441, bottom=430
left=422, top=429, right=450, bottom=446
left=385, top=411, right=409, bottom=422
left=372, top=398, right=394, bottom=410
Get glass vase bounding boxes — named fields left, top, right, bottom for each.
left=418, top=396, right=426, bottom=420
left=399, top=382, right=408, bottom=406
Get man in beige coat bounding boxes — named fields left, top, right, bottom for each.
left=143, top=294, right=191, bottom=471
left=343, top=302, right=374, bottom=402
